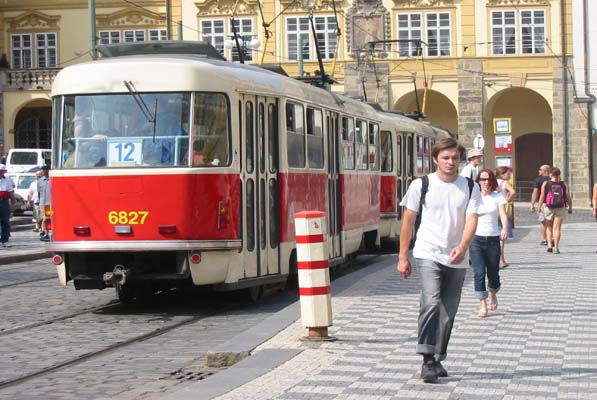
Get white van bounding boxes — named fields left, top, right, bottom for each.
left=6, top=148, right=51, bottom=173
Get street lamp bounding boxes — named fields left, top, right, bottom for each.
left=224, top=36, right=261, bottom=63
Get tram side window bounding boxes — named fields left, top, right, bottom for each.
left=192, top=93, right=230, bottom=167
left=306, top=107, right=324, bottom=169
left=406, top=135, right=414, bottom=176
left=246, top=102, right=254, bottom=173
left=380, top=130, right=392, bottom=172
left=423, top=137, right=431, bottom=173
left=416, top=135, right=424, bottom=175
left=341, top=116, right=355, bottom=170
left=396, top=135, right=402, bottom=177
left=286, top=102, right=305, bottom=168
left=368, top=123, right=380, bottom=171
left=268, top=104, right=278, bottom=173
left=355, top=119, right=368, bottom=170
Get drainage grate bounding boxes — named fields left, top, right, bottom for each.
left=171, top=369, right=215, bottom=382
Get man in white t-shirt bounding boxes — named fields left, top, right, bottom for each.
left=460, top=148, right=483, bottom=180
left=397, top=137, right=481, bottom=383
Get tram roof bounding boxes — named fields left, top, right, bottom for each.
left=51, top=53, right=379, bottom=119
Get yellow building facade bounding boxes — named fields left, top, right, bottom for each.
left=0, top=0, right=593, bottom=201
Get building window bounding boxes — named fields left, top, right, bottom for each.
left=124, top=30, right=146, bottom=42
left=149, top=29, right=168, bottom=41
left=201, top=19, right=226, bottom=57
left=492, top=10, right=516, bottom=55
left=426, top=13, right=451, bottom=56
left=99, top=31, right=121, bottom=44
left=286, top=15, right=338, bottom=61
left=397, top=12, right=451, bottom=57
left=36, top=33, right=57, bottom=68
left=230, top=18, right=254, bottom=62
left=521, top=10, right=545, bottom=54
left=397, top=13, right=422, bottom=57
left=11, top=34, right=32, bottom=69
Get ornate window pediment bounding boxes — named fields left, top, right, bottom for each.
left=5, top=11, right=60, bottom=32
left=194, top=0, right=260, bottom=15
left=276, top=0, right=338, bottom=13
left=487, top=0, right=549, bottom=5
left=96, top=7, right=166, bottom=28
left=392, top=0, right=455, bottom=6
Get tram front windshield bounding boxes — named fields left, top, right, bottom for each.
left=59, top=92, right=230, bottom=169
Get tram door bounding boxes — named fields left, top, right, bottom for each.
left=241, top=95, right=280, bottom=279
left=326, top=112, right=342, bottom=259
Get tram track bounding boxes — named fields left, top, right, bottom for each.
left=0, top=301, right=240, bottom=390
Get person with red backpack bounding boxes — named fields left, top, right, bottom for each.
left=537, top=167, right=572, bottom=254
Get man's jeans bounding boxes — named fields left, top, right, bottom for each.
left=415, top=258, right=466, bottom=361
left=469, top=235, right=501, bottom=299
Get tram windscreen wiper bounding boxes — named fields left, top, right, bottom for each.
left=123, top=80, right=158, bottom=142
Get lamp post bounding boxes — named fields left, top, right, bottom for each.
left=224, top=36, right=261, bottom=63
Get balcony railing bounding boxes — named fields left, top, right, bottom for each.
left=1, top=68, right=61, bottom=91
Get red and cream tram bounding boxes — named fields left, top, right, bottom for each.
left=48, top=42, right=450, bottom=300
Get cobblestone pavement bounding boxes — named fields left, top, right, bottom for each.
left=174, top=221, right=597, bottom=400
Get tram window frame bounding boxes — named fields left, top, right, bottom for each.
left=430, top=139, right=437, bottom=171
left=380, top=130, right=393, bottom=172
left=192, top=92, right=231, bottom=167
left=245, top=101, right=254, bottom=173
left=406, top=135, right=414, bottom=176
left=416, top=135, right=425, bottom=175
left=341, top=116, right=355, bottom=170
left=285, top=102, right=305, bottom=168
left=238, top=100, right=242, bottom=171
left=396, top=135, right=402, bottom=177
left=368, top=122, right=380, bottom=171
left=258, top=102, right=266, bottom=174
left=423, top=137, right=431, bottom=173
left=355, top=119, right=368, bottom=170
left=268, top=103, right=278, bottom=173
left=53, top=96, right=63, bottom=167
left=306, top=107, right=324, bottom=169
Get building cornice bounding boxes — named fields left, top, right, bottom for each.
left=0, top=1, right=163, bottom=11
left=194, top=0, right=261, bottom=16
left=5, top=11, right=61, bottom=32
left=96, top=7, right=166, bottom=28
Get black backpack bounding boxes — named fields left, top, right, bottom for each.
left=412, top=175, right=475, bottom=244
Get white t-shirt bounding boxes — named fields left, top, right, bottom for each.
left=400, top=173, right=482, bottom=268
left=460, top=163, right=478, bottom=180
left=476, top=192, right=507, bottom=236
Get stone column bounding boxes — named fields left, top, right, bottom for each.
left=457, top=60, right=484, bottom=150
left=553, top=62, right=591, bottom=203
left=344, top=63, right=389, bottom=109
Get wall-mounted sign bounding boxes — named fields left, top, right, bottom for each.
left=496, top=156, right=512, bottom=168
left=493, top=118, right=511, bottom=134
left=473, top=133, right=485, bottom=150
left=495, top=134, right=512, bottom=153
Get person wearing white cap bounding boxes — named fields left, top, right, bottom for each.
left=0, top=164, right=17, bottom=247
left=460, top=149, right=483, bottom=181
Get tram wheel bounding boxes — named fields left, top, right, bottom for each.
left=116, top=284, right=136, bottom=303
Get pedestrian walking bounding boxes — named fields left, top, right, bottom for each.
left=38, top=165, right=51, bottom=241
left=537, top=167, right=572, bottom=254
left=471, top=169, right=509, bottom=318
left=530, top=164, right=551, bottom=246
left=593, top=182, right=597, bottom=253
left=0, top=164, right=17, bottom=247
left=27, top=171, right=42, bottom=232
left=495, top=166, right=516, bottom=268
left=460, top=148, right=483, bottom=181
left=398, top=137, right=481, bottom=383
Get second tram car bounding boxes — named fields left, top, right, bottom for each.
left=48, top=42, right=450, bottom=300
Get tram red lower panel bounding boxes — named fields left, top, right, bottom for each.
left=51, top=173, right=241, bottom=241
left=380, top=175, right=397, bottom=213
left=340, top=173, right=380, bottom=231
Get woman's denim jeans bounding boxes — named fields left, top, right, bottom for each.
left=469, top=235, right=501, bottom=299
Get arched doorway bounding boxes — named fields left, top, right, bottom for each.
left=14, top=104, right=52, bottom=149
left=515, top=133, right=553, bottom=200
left=393, top=89, right=458, bottom=134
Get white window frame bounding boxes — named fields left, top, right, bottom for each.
left=149, top=29, right=168, bottom=41
left=201, top=19, right=226, bottom=58
left=397, top=13, right=422, bottom=57
left=35, top=32, right=57, bottom=68
left=425, top=12, right=451, bottom=57
left=491, top=10, right=517, bottom=55
left=11, top=34, right=32, bottom=69
left=229, top=18, right=255, bottom=62
left=520, top=9, right=546, bottom=54
left=123, top=30, right=146, bottom=43
left=99, top=30, right=122, bottom=45
left=286, top=15, right=338, bottom=61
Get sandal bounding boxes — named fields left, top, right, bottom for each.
left=478, top=307, right=488, bottom=318
left=499, top=263, right=509, bottom=269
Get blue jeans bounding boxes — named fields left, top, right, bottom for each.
left=0, top=199, right=10, bottom=243
left=415, top=258, right=467, bottom=361
left=469, top=235, right=501, bottom=299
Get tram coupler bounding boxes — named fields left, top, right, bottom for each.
left=103, top=265, right=131, bottom=287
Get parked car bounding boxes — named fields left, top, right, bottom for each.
left=6, top=172, right=36, bottom=210
left=12, top=193, right=26, bottom=215
left=6, top=148, right=51, bottom=173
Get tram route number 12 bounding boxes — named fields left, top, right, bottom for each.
left=108, top=140, right=142, bottom=166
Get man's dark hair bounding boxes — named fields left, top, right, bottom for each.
left=431, top=137, right=465, bottom=160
